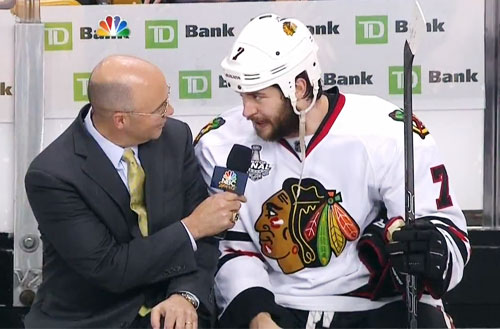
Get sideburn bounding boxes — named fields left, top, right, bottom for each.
left=269, top=98, right=299, bottom=141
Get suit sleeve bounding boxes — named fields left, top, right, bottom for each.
left=194, top=130, right=281, bottom=328
left=373, top=122, right=470, bottom=295
left=165, top=123, right=220, bottom=315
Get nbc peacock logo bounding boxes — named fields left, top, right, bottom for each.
left=80, top=16, right=130, bottom=40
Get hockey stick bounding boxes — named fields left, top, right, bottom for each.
left=403, top=1, right=425, bottom=328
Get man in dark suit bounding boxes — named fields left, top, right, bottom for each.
left=24, top=55, right=244, bottom=329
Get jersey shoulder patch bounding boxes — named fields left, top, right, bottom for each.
left=193, top=117, right=226, bottom=146
left=388, top=108, right=429, bottom=139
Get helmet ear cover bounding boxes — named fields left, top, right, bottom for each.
left=221, top=13, right=322, bottom=105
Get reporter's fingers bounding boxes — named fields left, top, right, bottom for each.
left=174, top=314, right=187, bottom=329
left=235, top=195, right=247, bottom=202
left=182, top=314, right=197, bottom=329
left=185, top=311, right=197, bottom=329
left=228, top=200, right=243, bottom=212
left=164, top=311, right=176, bottom=329
left=151, top=308, right=162, bottom=329
left=213, top=197, right=243, bottom=213
left=219, top=191, right=247, bottom=202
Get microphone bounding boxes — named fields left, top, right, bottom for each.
left=210, top=144, right=252, bottom=195
left=210, top=144, right=252, bottom=239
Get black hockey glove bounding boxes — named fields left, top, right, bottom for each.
left=356, top=217, right=399, bottom=300
left=386, top=219, right=451, bottom=298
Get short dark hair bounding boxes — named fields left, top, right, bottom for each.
left=272, top=71, right=323, bottom=102
left=296, top=70, right=323, bottom=101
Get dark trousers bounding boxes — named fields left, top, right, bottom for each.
left=275, top=301, right=451, bottom=329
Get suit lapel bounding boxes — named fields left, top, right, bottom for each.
left=139, top=137, right=165, bottom=235
left=73, top=105, right=137, bottom=231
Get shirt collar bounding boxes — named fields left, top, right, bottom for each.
left=84, top=107, right=138, bottom=168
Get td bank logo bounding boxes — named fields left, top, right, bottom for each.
left=145, top=20, right=178, bottom=49
left=45, top=22, right=72, bottom=51
left=388, top=66, right=421, bottom=94
left=356, top=16, right=388, bottom=44
left=179, top=71, right=211, bottom=99
left=73, top=73, right=91, bottom=102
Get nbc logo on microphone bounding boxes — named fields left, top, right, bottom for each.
left=218, top=170, right=237, bottom=191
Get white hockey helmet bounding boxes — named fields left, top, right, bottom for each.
left=221, top=13, right=321, bottom=104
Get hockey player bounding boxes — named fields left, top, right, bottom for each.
left=194, top=13, right=470, bottom=329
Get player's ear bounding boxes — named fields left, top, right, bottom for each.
left=295, top=77, right=308, bottom=100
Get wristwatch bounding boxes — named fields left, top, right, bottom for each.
left=175, top=291, right=199, bottom=310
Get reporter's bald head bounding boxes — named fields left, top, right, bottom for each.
left=88, top=55, right=166, bottom=115
left=87, top=55, right=171, bottom=147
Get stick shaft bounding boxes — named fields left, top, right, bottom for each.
left=403, top=40, right=418, bottom=329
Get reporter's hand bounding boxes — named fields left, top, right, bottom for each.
left=386, top=220, right=448, bottom=281
left=182, top=192, right=246, bottom=239
left=249, top=312, right=281, bottom=329
left=151, top=294, right=197, bottom=329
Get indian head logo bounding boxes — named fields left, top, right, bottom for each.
left=389, top=109, right=429, bottom=139
left=283, top=21, right=297, bottom=36
left=97, top=16, right=130, bottom=38
left=193, top=117, right=226, bottom=146
left=255, top=178, right=359, bottom=274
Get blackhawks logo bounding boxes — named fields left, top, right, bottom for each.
left=389, top=109, right=429, bottom=139
left=283, top=21, right=297, bottom=36
left=193, top=117, right=225, bottom=146
left=255, top=178, right=359, bottom=274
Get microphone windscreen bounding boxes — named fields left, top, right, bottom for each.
left=226, top=144, right=252, bottom=173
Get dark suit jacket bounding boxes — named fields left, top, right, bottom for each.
left=24, top=104, right=218, bottom=328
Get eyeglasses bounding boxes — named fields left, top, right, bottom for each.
left=128, top=98, right=170, bottom=119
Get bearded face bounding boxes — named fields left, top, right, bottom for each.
left=241, top=86, right=298, bottom=141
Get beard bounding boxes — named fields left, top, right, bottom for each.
left=256, top=99, right=299, bottom=141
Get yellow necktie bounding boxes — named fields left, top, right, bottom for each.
left=122, top=148, right=148, bottom=237
left=123, top=149, right=151, bottom=317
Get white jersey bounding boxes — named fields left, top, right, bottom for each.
left=194, top=90, right=470, bottom=318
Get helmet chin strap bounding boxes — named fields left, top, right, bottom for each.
left=291, top=85, right=319, bottom=199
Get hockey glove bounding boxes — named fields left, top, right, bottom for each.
left=356, top=217, right=399, bottom=300
left=386, top=219, right=451, bottom=298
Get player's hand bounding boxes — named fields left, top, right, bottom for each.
left=249, top=312, right=282, bottom=329
left=151, top=294, right=198, bottom=329
left=386, top=220, right=448, bottom=281
left=182, top=192, right=246, bottom=239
